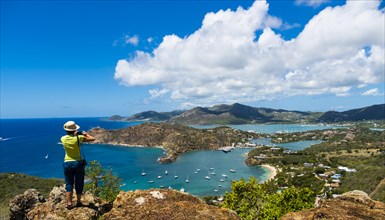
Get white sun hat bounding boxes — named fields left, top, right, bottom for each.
left=63, top=121, right=80, bottom=131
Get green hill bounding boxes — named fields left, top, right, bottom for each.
left=0, top=173, right=64, bottom=218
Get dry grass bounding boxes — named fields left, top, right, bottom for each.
left=319, top=148, right=380, bottom=159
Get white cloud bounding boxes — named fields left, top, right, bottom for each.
left=295, top=0, right=330, bottom=8
left=114, top=0, right=385, bottom=107
left=149, top=88, right=169, bottom=99
left=125, top=35, right=139, bottom=46
left=362, top=88, right=383, bottom=96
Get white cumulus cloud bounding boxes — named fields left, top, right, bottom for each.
left=114, top=0, right=385, bottom=107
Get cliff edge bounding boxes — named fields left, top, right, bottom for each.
left=9, top=186, right=239, bottom=220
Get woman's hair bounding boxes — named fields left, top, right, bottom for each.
left=66, top=130, right=76, bottom=135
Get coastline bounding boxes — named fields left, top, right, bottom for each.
left=260, top=164, right=277, bottom=181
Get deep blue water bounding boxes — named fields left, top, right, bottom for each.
left=0, top=118, right=335, bottom=197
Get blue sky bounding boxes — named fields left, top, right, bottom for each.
left=1, top=0, right=384, bottom=118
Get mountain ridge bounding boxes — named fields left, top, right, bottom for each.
left=108, top=103, right=385, bottom=125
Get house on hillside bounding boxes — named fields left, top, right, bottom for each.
left=331, top=174, right=341, bottom=179
left=283, top=150, right=297, bottom=154
left=338, top=166, right=356, bottom=172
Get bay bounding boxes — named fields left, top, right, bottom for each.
left=0, top=118, right=334, bottom=197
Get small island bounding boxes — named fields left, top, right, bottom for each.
left=88, top=122, right=260, bottom=163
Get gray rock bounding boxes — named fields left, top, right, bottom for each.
left=9, top=189, right=45, bottom=220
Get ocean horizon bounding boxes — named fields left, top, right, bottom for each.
left=0, top=117, right=335, bottom=197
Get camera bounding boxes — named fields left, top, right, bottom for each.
left=76, top=131, right=85, bottom=136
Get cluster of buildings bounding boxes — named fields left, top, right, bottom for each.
left=315, top=164, right=356, bottom=189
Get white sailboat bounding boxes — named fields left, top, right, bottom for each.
left=45, top=154, right=49, bottom=159
left=174, top=172, right=178, bottom=179
left=141, top=169, right=147, bottom=176
left=186, top=176, right=190, bottom=183
left=165, top=170, right=168, bottom=175
left=205, top=171, right=211, bottom=180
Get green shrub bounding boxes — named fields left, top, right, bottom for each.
left=221, top=177, right=315, bottom=220
left=84, top=160, right=122, bottom=202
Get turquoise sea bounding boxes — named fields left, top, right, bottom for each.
left=0, top=118, right=337, bottom=197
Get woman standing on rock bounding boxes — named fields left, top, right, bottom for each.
left=61, top=121, right=95, bottom=209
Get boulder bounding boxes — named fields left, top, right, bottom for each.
left=10, top=186, right=110, bottom=220
left=282, top=190, right=385, bottom=220
left=102, top=189, right=239, bottom=220
left=9, top=189, right=45, bottom=220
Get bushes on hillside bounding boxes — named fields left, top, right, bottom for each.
left=221, top=177, right=315, bottom=220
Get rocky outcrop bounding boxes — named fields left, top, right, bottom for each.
left=9, top=189, right=45, bottom=220
left=282, top=190, right=385, bottom=220
left=10, top=187, right=385, bottom=220
left=10, top=187, right=239, bottom=220
left=104, top=189, right=239, bottom=220
left=88, top=123, right=258, bottom=163
left=10, top=186, right=111, bottom=220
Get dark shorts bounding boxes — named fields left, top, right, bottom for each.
left=63, top=161, right=85, bottom=194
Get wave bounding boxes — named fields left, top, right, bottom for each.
left=0, top=137, right=13, bottom=141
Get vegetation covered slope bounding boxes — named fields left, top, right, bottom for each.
left=0, top=173, right=64, bottom=219
left=247, top=126, right=385, bottom=202
left=109, top=103, right=385, bottom=125
left=88, top=122, right=258, bottom=162
left=318, top=104, right=385, bottom=122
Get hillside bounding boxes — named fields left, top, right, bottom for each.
left=318, top=104, right=385, bottom=122
left=109, top=110, right=185, bottom=121
left=126, top=111, right=173, bottom=121
left=0, top=173, right=64, bottom=219
left=88, top=122, right=258, bottom=163
left=109, top=103, right=384, bottom=125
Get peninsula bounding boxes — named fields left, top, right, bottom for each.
left=88, top=122, right=259, bottom=163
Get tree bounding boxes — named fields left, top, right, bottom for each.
left=221, top=177, right=315, bottom=220
left=260, top=187, right=314, bottom=219
left=84, top=160, right=122, bottom=202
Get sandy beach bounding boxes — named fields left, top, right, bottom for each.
left=261, top=164, right=277, bottom=181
